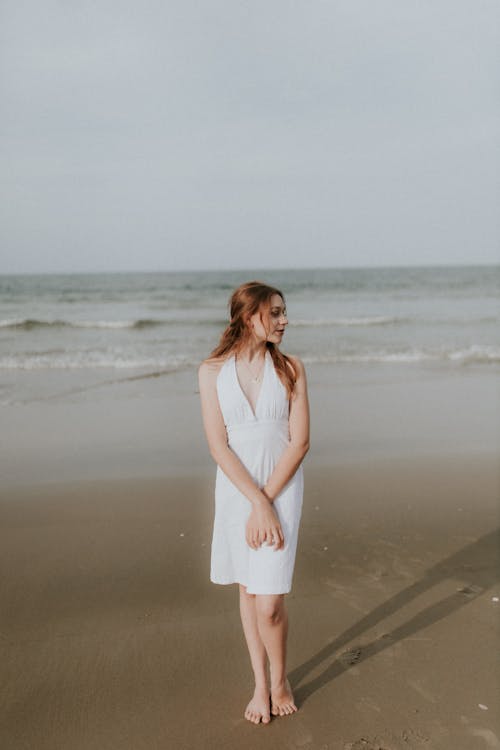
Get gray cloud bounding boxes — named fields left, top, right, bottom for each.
left=1, top=0, right=498, bottom=273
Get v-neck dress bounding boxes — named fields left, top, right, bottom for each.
left=211, top=348, right=304, bottom=594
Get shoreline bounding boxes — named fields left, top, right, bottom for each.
left=2, top=362, right=498, bottom=488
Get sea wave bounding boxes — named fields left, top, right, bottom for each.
left=302, top=345, right=500, bottom=365
left=0, top=351, right=191, bottom=370
left=0, top=317, right=224, bottom=331
left=290, top=315, right=499, bottom=327
left=2, top=314, right=497, bottom=332
left=1, top=344, right=499, bottom=370
left=290, top=316, right=406, bottom=327
left=0, top=317, right=160, bottom=330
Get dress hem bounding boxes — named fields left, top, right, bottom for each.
left=210, top=576, right=291, bottom=595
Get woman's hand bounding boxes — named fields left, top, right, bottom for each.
left=245, top=502, right=284, bottom=551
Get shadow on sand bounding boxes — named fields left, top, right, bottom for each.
left=290, top=529, right=500, bottom=706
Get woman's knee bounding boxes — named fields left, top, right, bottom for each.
left=256, top=595, right=284, bottom=625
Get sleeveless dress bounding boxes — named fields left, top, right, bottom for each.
left=210, top=348, right=304, bottom=595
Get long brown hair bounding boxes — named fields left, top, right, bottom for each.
left=207, top=280, right=298, bottom=398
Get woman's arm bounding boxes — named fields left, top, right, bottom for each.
left=198, top=360, right=268, bottom=508
left=198, top=360, right=285, bottom=549
left=262, top=355, right=310, bottom=503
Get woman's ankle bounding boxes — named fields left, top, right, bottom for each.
left=253, top=680, right=270, bottom=692
left=270, top=673, right=287, bottom=690
left=252, top=670, right=270, bottom=689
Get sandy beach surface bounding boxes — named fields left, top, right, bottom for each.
left=1, top=363, right=499, bottom=750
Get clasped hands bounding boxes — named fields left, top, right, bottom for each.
left=245, top=489, right=284, bottom=551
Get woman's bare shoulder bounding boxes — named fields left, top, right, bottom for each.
left=198, top=355, right=228, bottom=381
left=284, top=353, right=306, bottom=377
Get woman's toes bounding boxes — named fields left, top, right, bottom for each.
left=271, top=678, right=297, bottom=718
left=273, top=701, right=296, bottom=716
left=245, top=688, right=272, bottom=725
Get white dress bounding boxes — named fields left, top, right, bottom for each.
left=210, top=348, right=304, bottom=595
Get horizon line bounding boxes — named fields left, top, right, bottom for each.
left=1, top=260, right=498, bottom=277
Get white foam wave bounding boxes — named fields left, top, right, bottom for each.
left=2, top=314, right=497, bottom=332
left=0, top=352, right=189, bottom=370
left=302, top=345, right=500, bottom=365
left=1, top=345, right=499, bottom=370
left=290, top=315, right=499, bottom=327
left=0, top=316, right=222, bottom=330
left=290, top=316, right=402, bottom=327
left=0, top=317, right=165, bottom=330
left=74, top=320, right=139, bottom=329
left=447, top=344, right=500, bottom=363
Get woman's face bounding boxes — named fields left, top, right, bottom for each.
left=249, top=294, right=288, bottom=344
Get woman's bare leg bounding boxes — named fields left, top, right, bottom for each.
left=254, top=594, right=297, bottom=716
left=238, top=584, right=271, bottom=724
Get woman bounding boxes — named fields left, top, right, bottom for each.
left=198, top=280, right=310, bottom=725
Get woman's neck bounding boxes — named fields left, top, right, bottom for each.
left=237, top=341, right=268, bottom=363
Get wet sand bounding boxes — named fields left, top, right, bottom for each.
left=1, top=455, right=498, bottom=750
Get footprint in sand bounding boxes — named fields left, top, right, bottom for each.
left=343, top=737, right=391, bottom=750
left=401, top=727, right=430, bottom=745
left=339, top=646, right=362, bottom=665
left=457, top=584, right=483, bottom=597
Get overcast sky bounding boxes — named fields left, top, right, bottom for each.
left=1, top=1, right=498, bottom=274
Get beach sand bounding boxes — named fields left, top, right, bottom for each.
left=1, top=364, right=499, bottom=749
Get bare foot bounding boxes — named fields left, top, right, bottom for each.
left=271, top=678, right=297, bottom=716
left=244, top=685, right=271, bottom=725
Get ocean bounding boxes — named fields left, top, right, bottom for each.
left=1, top=265, right=499, bottom=405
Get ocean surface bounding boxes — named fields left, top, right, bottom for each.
left=1, top=265, right=499, bottom=405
